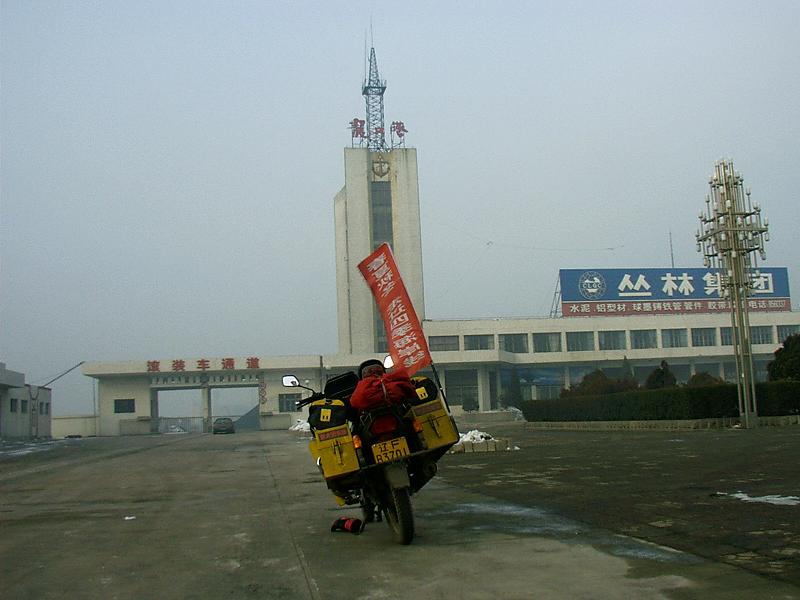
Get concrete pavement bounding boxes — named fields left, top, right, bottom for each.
left=1, top=428, right=799, bottom=599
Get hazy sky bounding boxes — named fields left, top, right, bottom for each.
left=2, top=1, right=799, bottom=416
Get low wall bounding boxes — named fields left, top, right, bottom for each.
left=260, top=413, right=292, bottom=430
left=51, top=415, right=98, bottom=438
left=119, top=418, right=152, bottom=435
left=525, top=415, right=800, bottom=430
left=458, top=410, right=523, bottom=425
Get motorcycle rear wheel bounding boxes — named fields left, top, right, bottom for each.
left=384, top=487, right=414, bottom=545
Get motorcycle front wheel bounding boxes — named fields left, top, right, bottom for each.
left=384, top=487, right=414, bottom=545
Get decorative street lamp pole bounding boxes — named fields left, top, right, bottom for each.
left=696, top=160, right=769, bottom=428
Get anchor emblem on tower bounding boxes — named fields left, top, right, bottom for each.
left=372, top=154, right=389, bottom=178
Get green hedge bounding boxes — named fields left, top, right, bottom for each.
left=519, top=381, right=800, bottom=422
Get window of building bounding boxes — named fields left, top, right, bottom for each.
left=720, top=327, right=734, bottom=346
left=535, top=386, right=561, bottom=400
left=754, top=359, right=770, bottom=382
left=568, top=364, right=596, bottom=385
left=778, top=325, right=800, bottom=342
left=370, top=181, right=393, bottom=248
left=114, top=399, right=135, bottom=413
left=464, top=334, right=494, bottom=350
left=428, top=335, right=460, bottom=352
left=630, top=329, right=657, bottom=349
left=661, top=329, right=688, bottom=348
left=39, top=402, right=44, bottom=414
left=722, top=362, right=737, bottom=382
left=10, top=398, right=17, bottom=412
left=566, top=331, right=595, bottom=352
left=532, top=332, right=562, bottom=353
left=44, top=403, right=50, bottom=415
left=695, top=363, right=722, bottom=379
left=598, top=330, right=626, bottom=351
left=750, top=326, right=774, bottom=345
left=374, top=310, right=388, bottom=354
left=370, top=180, right=393, bottom=351
left=499, top=334, right=529, bottom=353
left=21, top=399, right=28, bottom=413
left=445, top=370, right=479, bottom=410
left=279, top=393, right=302, bottom=412
left=633, top=364, right=659, bottom=384
left=671, top=364, right=691, bottom=384
left=691, top=328, right=717, bottom=347
left=529, top=367, right=565, bottom=399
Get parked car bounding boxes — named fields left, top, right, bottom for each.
left=212, top=417, right=235, bottom=434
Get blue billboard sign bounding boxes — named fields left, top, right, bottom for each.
left=559, top=267, right=790, bottom=317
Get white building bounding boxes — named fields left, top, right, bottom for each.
left=0, top=362, right=53, bottom=439
left=82, top=49, right=800, bottom=435
left=335, top=147, right=425, bottom=355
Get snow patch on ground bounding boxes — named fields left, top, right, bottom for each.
left=718, top=492, right=800, bottom=506
left=506, top=406, right=525, bottom=421
left=0, top=439, right=65, bottom=458
left=460, top=429, right=493, bottom=442
left=289, top=419, right=310, bottom=432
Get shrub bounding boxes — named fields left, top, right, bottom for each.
left=561, top=369, right=638, bottom=398
left=519, top=381, right=800, bottom=422
left=644, top=360, right=677, bottom=389
left=686, top=371, right=725, bottom=387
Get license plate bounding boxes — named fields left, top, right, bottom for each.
left=371, top=437, right=410, bottom=464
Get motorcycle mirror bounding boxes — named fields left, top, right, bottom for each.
left=383, top=355, right=394, bottom=369
left=282, top=375, right=300, bottom=388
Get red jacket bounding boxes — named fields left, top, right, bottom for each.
left=350, top=368, right=416, bottom=411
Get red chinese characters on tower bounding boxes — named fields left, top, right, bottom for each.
left=196, top=359, right=210, bottom=371
left=146, top=360, right=161, bottom=372
left=350, top=118, right=366, bottom=139
left=391, top=121, right=408, bottom=138
left=172, top=359, right=186, bottom=372
left=246, top=357, right=260, bottom=369
left=221, top=358, right=235, bottom=370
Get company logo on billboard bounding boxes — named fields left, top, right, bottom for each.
left=578, top=271, right=607, bottom=300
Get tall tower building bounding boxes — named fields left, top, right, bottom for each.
left=334, top=48, right=425, bottom=355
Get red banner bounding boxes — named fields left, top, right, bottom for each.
left=358, top=243, right=431, bottom=376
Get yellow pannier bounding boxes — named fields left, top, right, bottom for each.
left=308, top=424, right=360, bottom=479
left=411, top=398, right=459, bottom=451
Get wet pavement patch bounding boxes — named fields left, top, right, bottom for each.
left=419, top=500, right=701, bottom=565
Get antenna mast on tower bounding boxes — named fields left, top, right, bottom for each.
left=362, top=47, right=387, bottom=152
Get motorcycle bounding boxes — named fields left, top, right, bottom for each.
left=282, top=358, right=459, bottom=545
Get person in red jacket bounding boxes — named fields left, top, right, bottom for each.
left=350, top=359, right=416, bottom=411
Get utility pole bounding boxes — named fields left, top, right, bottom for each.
left=696, top=160, right=769, bottom=428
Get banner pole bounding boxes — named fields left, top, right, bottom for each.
left=429, top=361, right=450, bottom=412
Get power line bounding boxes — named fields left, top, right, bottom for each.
left=33, top=361, right=85, bottom=387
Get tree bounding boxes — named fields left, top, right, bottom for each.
left=619, top=356, right=639, bottom=390
left=686, top=371, right=724, bottom=387
left=768, top=334, right=800, bottom=381
left=645, top=360, right=677, bottom=389
left=621, top=356, right=635, bottom=383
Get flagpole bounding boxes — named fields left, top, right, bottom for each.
left=428, top=361, right=450, bottom=412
